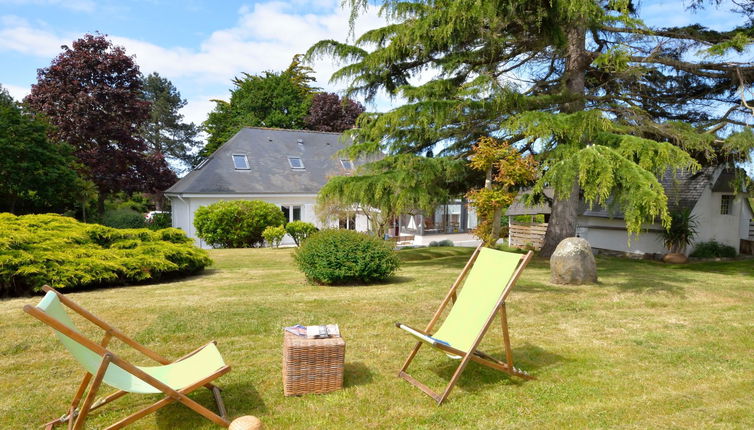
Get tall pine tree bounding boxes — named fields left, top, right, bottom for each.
left=308, top=0, right=754, bottom=256
left=141, top=72, right=200, bottom=173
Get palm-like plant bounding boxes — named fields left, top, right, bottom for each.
left=661, top=208, right=699, bottom=254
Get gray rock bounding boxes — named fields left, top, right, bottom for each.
left=550, top=237, right=598, bottom=284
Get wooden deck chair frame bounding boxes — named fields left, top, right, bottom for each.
left=23, top=286, right=231, bottom=430
left=397, top=245, right=534, bottom=404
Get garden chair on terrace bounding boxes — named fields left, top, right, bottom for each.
left=395, top=245, right=534, bottom=404
left=23, top=286, right=231, bottom=429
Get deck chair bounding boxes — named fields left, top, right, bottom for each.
left=23, top=286, right=231, bottom=430
left=395, top=245, right=534, bottom=404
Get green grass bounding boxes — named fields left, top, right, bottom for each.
left=1, top=247, right=753, bottom=429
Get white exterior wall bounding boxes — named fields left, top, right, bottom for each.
left=690, top=189, right=746, bottom=253
left=577, top=188, right=751, bottom=255
left=577, top=216, right=667, bottom=255
left=740, top=199, right=754, bottom=240
left=168, top=194, right=370, bottom=248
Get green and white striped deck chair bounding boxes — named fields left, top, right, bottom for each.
left=395, top=245, right=534, bottom=404
left=23, top=286, right=231, bottom=430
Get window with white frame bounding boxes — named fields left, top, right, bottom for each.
left=339, top=213, right=356, bottom=230
left=232, top=154, right=249, bottom=170
left=340, top=159, right=353, bottom=170
left=720, top=194, right=734, bottom=215
left=281, top=205, right=302, bottom=222
left=288, top=157, right=304, bottom=169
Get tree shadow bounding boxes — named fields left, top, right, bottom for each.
left=514, top=281, right=582, bottom=294
left=154, top=381, right=266, bottom=429
left=589, top=257, right=691, bottom=296
left=343, top=361, right=374, bottom=388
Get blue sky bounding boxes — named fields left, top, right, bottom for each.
left=0, top=0, right=749, bottom=129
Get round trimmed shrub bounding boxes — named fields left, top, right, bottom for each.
left=294, top=229, right=400, bottom=285
left=263, top=225, right=286, bottom=248
left=194, top=200, right=286, bottom=248
left=101, top=209, right=145, bottom=229
left=285, top=220, right=318, bottom=246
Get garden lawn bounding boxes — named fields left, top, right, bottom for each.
left=1, top=247, right=753, bottom=429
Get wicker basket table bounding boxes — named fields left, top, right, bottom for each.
left=283, top=331, right=346, bottom=396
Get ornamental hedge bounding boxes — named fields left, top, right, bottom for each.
left=193, top=200, right=286, bottom=248
left=294, top=229, right=400, bottom=285
left=0, top=213, right=211, bottom=297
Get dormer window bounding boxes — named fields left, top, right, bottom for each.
left=232, top=154, right=249, bottom=170
left=288, top=157, right=304, bottom=169
left=340, top=159, right=353, bottom=170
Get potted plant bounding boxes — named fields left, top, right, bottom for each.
left=661, top=208, right=698, bottom=264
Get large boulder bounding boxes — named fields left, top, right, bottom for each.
left=550, top=237, right=598, bottom=284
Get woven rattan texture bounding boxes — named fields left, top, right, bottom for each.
left=282, top=331, right=345, bottom=396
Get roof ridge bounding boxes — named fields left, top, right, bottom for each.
left=243, top=126, right=348, bottom=135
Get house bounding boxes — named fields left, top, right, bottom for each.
left=165, top=127, right=370, bottom=247
left=507, top=166, right=754, bottom=256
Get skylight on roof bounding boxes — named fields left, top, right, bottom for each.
left=232, top=154, right=250, bottom=170
left=288, top=157, right=304, bottom=169
left=340, top=159, right=353, bottom=170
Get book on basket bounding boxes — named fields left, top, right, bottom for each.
left=306, top=324, right=340, bottom=339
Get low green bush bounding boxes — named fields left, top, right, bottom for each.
left=690, top=240, right=737, bottom=258
left=194, top=200, right=286, bottom=248
left=285, top=221, right=318, bottom=246
left=0, top=213, right=211, bottom=297
left=101, top=209, right=145, bottom=229
left=263, top=225, right=286, bottom=248
left=294, top=229, right=400, bottom=285
left=146, top=212, right=172, bottom=230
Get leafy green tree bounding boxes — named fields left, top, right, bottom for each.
left=25, top=34, right=176, bottom=215
left=0, top=85, right=79, bottom=214
left=317, top=154, right=470, bottom=238
left=141, top=73, right=200, bottom=173
left=200, top=56, right=317, bottom=157
left=309, top=0, right=754, bottom=256
left=466, top=137, right=538, bottom=247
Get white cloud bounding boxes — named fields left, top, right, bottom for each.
left=0, top=1, right=393, bottom=126
left=0, top=15, right=66, bottom=57
left=0, top=0, right=95, bottom=13
left=1, top=82, right=30, bottom=100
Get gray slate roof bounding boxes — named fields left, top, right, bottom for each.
left=166, top=127, right=357, bottom=195
left=507, top=166, right=721, bottom=218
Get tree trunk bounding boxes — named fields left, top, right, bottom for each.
left=540, top=183, right=580, bottom=256
left=540, top=22, right=589, bottom=258
left=97, top=193, right=106, bottom=218
left=488, top=205, right=503, bottom=247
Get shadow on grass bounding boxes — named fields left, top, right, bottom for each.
left=344, top=361, right=374, bottom=388
left=427, top=343, right=564, bottom=392
left=154, top=381, right=266, bottom=429
left=592, top=256, right=691, bottom=296
left=319, top=275, right=415, bottom=288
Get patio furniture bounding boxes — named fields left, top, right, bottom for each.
left=282, top=331, right=345, bottom=396
left=23, top=286, right=231, bottom=429
left=395, top=245, right=534, bottom=404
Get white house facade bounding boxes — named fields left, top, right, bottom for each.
left=165, top=127, right=370, bottom=248
left=507, top=166, right=754, bottom=256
